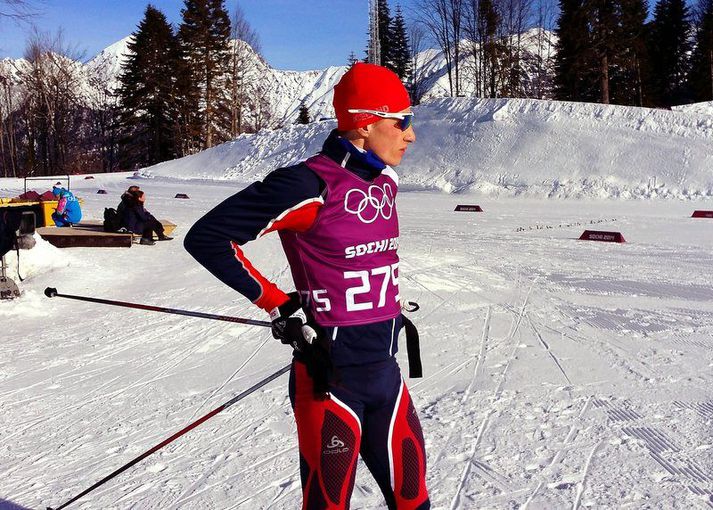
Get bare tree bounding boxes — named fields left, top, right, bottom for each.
left=0, top=67, right=20, bottom=176
left=0, top=0, right=37, bottom=22
left=463, top=0, right=500, bottom=97
left=416, top=0, right=464, bottom=96
left=409, top=22, right=431, bottom=103
left=498, top=0, right=534, bottom=96
left=229, top=2, right=267, bottom=136
left=18, top=29, right=86, bottom=175
left=86, top=54, right=121, bottom=172
left=530, top=0, right=557, bottom=98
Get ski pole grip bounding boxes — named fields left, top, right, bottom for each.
left=44, top=287, right=58, bottom=298
left=302, top=324, right=317, bottom=344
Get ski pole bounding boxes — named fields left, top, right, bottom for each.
left=44, top=287, right=271, bottom=328
left=47, top=363, right=291, bottom=510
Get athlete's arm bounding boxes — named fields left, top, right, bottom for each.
left=184, top=164, right=325, bottom=312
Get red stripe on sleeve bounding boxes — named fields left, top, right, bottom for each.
left=259, top=200, right=322, bottom=236
left=230, top=241, right=289, bottom=312
left=232, top=199, right=322, bottom=312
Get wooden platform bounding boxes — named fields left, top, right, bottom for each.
left=37, top=221, right=176, bottom=248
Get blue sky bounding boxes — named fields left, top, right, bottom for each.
left=0, top=0, right=416, bottom=70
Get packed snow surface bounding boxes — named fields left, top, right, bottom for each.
left=1, top=97, right=712, bottom=509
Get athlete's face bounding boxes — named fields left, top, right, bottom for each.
left=363, top=109, right=416, bottom=167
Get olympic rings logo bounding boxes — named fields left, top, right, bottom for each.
left=344, top=183, right=395, bottom=224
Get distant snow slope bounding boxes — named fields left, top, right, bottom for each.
left=140, top=97, right=713, bottom=200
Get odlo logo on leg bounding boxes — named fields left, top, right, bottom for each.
left=324, top=435, right=349, bottom=455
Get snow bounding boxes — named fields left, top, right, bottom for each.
left=1, top=97, right=713, bottom=509
left=141, top=97, right=713, bottom=199
left=672, top=101, right=713, bottom=117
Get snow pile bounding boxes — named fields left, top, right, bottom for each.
left=0, top=235, right=74, bottom=317
left=140, top=97, right=713, bottom=199
left=3, top=234, right=73, bottom=282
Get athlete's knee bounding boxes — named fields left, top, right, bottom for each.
left=391, top=384, right=429, bottom=509
left=293, top=380, right=363, bottom=509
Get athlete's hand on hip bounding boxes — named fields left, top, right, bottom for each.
left=270, top=292, right=317, bottom=351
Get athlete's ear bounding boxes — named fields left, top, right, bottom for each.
left=355, top=124, right=371, bottom=139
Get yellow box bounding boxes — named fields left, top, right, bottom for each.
left=0, top=197, right=82, bottom=227
left=40, top=201, right=59, bottom=227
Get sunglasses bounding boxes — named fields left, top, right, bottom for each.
left=347, top=109, right=414, bottom=131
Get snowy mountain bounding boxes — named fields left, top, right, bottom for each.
left=413, top=28, right=557, bottom=101
left=84, top=36, right=134, bottom=93
left=139, top=96, right=713, bottom=200
left=1, top=30, right=557, bottom=126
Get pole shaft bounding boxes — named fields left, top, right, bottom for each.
left=54, top=292, right=271, bottom=328
left=50, top=364, right=291, bottom=510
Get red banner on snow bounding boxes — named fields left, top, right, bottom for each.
left=579, top=230, right=626, bottom=243
left=692, top=210, right=713, bottom=218
left=454, top=205, right=483, bottom=212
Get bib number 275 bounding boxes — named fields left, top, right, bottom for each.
left=344, top=263, right=399, bottom=312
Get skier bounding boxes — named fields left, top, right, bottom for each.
left=51, top=184, right=82, bottom=227
left=184, top=63, right=429, bottom=510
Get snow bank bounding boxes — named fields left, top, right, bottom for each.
left=3, top=234, right=72, bottom=283
left=140, top=97, right=713, bottom=199
left=672, top=100, right=713, bottom=117
left=0, top=235, right=73, bottom=316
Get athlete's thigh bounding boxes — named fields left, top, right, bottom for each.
left=290, top=361, right=364, bottom=510
left=361, top=380, right=429, bottom=510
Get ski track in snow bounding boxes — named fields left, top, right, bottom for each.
left=1, top=179, right=712, bottom=509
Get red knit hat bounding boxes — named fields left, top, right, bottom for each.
left=333, top=63, right=411, bottom=131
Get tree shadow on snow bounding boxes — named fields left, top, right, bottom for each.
left=0, top=500, right=33, bottom=510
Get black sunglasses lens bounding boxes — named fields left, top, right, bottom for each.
left=398, top=115, right=413, bottom=131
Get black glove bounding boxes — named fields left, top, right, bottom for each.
left=270, top=292, right=331, bottom=396
left=270, top=292, right=317, bottom=351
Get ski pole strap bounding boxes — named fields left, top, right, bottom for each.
left=401, top=314, right=423, bottom=378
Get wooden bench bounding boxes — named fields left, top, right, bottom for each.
left=36, top=221, right=176, bottom=248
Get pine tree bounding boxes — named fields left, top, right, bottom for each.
left=589, top=0, right=623, bottom=104
left=117, top=5, right=178, bottom=169
left=648, top=0, right=692, bottom=106
left=378, top=0, right=394, bottom=69
left=389, top=5, right=411, bottom=80
left=348, top=51, right=359, bottom=66
left=689, top=0, right=713, bottom=101
left=297, top=103, right=310, bottom=124
left=178, top=0, right=233, bottom=150
left=553, top=0, right=598, bottom=101
left=615, top=0, right=650, bottom=105
left=479, top=0, right=500, bottom=98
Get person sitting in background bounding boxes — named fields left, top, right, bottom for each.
left=51, top=184, right=82, bottom=227
left=117, top=185, right=141, bottom=224
left=122, top=190, right=172, bottom=245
